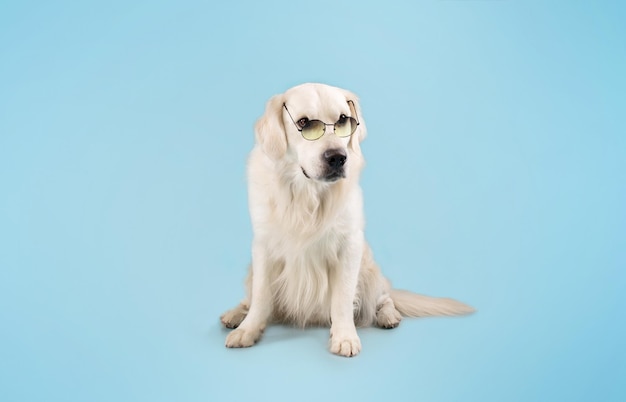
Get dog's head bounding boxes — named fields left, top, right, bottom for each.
left=255, top=83, right=367, bottom=183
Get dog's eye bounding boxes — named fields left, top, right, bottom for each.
left=297, top=117, right=309, bottom=129
left=339, top=114, right=347, bottom=120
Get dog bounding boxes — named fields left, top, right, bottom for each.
left=220, top=83, right=474, bottom=357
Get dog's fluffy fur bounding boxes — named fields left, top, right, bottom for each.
left=221, top=83, right=474, bottom=357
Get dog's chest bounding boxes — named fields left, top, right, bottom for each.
left=266, top=221, right=344, bottom=262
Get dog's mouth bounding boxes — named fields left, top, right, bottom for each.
left=301, top=167, right=345, bottom=182
left=323, top=170, right=345, bottom=182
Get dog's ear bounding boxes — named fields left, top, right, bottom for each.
left=343, top=90, right=367, bottom=153
left=255, top=94, right=287, bottom=160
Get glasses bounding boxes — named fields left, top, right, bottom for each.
left=283, top=100, right=360, bottom=141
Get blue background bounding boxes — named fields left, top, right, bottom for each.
left=1, top=1, right=624, bottom=401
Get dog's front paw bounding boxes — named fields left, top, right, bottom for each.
left=329, top=328, right=361, bottom=357
left=225, top=326, right=264, bottom=348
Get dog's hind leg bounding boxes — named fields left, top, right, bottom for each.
left=375, top=295, right=402, bottom=329
left=220, top=301, right=249, bottom=329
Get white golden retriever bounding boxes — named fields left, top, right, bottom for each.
left=221, top=83, right=473, bottom=357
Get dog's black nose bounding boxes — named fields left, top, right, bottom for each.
left=324, top=149, right=347, bottom=169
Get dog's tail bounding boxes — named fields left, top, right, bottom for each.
left=390, top=289, right=475, bottom=317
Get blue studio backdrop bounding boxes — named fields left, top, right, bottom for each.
left=1, top=1, right=624, bottom=401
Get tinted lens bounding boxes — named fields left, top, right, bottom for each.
left=334, top=116, right=358, bottom=138
left=301, top=120, right=326, bottom=140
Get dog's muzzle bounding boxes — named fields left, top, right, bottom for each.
left=321, top=149, right=346, bottom=182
